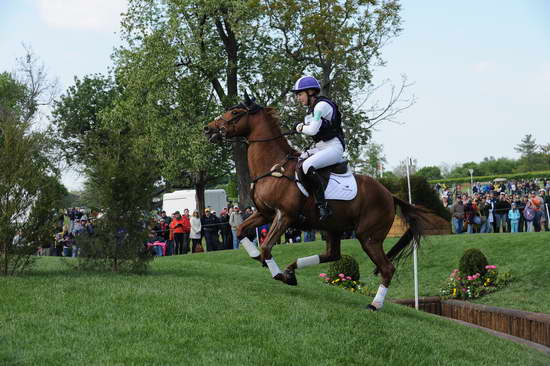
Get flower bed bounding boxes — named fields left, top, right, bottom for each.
left=319, top=272, right=374, bottom=295
left=440, top=265, right=511, bottom=300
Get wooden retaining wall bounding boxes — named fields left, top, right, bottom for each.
left=392, top=297, right=550, bottom=348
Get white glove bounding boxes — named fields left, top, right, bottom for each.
left=300, top=151, right=310, bottom=160
left=296, top=123, right=304, bottom=133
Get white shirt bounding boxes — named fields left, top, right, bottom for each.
left=301, top=101, right=334, bottom=136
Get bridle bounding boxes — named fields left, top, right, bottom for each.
left=211, top=103, right=296, bottom=145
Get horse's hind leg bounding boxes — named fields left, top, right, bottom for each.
left=356, top=232, right=395, bottom=311
left=282, top=231, right=342, bottom=284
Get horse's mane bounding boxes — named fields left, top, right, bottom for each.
left=262, top=107, right=299, bottom=155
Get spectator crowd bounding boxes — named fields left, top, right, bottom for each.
left=145, top=205, right=317, bottom=257
left=436, top=179, right=550, bottom=234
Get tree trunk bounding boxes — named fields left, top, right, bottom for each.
left=195, top=177, right=206, bottom=218
left=232, top=142, right=252, bottom=208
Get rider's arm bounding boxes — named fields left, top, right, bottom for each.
left=300, top=101, right=333, bottom=136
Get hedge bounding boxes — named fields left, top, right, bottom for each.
left=428, top=170, right=550, bottom=185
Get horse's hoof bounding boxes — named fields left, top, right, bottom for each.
left=283, top=269, right=298, bottom=286
left=366, top=304, right=378, bottom=311
left=273, top=270, right=298, bottom=286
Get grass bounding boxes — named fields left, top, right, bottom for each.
left=1, top=232, right=549, bottom=365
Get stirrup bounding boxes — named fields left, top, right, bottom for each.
left=318, top=204, right=332, bottom=221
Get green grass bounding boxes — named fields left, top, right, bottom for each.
left=339, top=231, right=550, bottom=314
left=1, top=233, right=549, bottom=365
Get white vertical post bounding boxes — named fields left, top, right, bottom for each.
left=546, top=204, right=550, bottom=231
left=468, top=169, right=474, bottom=196
left=406, top=157, right=419, bottom=310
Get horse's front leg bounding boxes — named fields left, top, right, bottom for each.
left=237, top=211, right=268, bottom=263
left=257, top=209, right=294, bottom=284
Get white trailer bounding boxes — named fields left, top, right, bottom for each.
left=162, top=189, right=227, bottom=216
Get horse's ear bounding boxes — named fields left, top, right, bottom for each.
left=244, top=90, right=252, bottom=106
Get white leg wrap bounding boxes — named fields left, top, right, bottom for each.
left=265, top=258, right=282, bottom=278
left=241, top=237, right=260, bottom=257
left=372, top=285, right=388, bottom=309
left=296, top=255, right=320, bottom=269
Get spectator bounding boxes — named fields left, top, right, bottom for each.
left=170, top=211, right=191, bottom=254
left=181, top=209, right=191, bottom=254
left=219, top=209, right=232, bottom=250
left=202, top=208, right=220, bottom=251
left=449, top=197, right=465, bottom=234
left=494, top=192, right=510, bottom=233
left=530, top=192, right=543, bottom=232
left=190, top=210, right=202, bottom=253
left=508, top=203, right=520, bottom=233
left=159, top=211, right=171, bottom=241
left=229, top=206, right=243, bottom=249
left=259, top=228, right=268, bottom=245
left=539, top=189, right=549, bottom=231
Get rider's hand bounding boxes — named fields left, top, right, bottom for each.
left=295, top=123, right=304, bottom=133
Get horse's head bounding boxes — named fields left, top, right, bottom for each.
left=204, top=92, right=262, bottom=143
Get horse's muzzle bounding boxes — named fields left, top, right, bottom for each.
left=204, top=126, right=223, bottom=143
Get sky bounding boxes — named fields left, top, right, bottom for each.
left=1, top=0, right=549, bottom=190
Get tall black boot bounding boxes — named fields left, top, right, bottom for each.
left=305, top=168, right=332, bottom=221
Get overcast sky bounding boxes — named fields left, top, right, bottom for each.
left=1, top=1, right=549, bottom=190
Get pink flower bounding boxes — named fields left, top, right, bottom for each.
left=462, top=288, right=467, bottom=292
left=319, top=273, right=327, bottom=278
left=485, top=265, right=497, bottom=269
left=338, top=273, right=346, bottom=278
left=467, top=276, right=473, bottom=281
left=345, top=276, right=352, bottom=280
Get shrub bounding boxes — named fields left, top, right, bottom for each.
left=459, top=248, right=489, bottom=277
left=327, top=255, right=360, bottom=281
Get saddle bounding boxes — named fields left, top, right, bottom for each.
left=296, top=160, right=349, bottom=192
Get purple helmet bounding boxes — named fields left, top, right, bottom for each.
left=291, top=76, right=321, bottom=93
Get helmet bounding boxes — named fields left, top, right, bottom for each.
left=291, top=76, right=321, bottom=93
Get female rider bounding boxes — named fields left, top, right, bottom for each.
left=293, top=76, right=346, bottom=221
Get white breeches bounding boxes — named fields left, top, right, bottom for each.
left=302, top=138, right=345, bottom=174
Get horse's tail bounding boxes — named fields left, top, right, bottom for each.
left=382, top=196, right=434, bottom=269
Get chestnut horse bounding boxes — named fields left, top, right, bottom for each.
left=204, top=97, right=433, bottom=310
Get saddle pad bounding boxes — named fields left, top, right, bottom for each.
left=295, top=168, right=358, bottom=201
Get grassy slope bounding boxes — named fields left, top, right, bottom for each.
left=0, top=233, right=548, bottom=365
left=336, top=232, right=550, bottom=313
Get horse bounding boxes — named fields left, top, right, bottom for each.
left=204, top=95, right=433, bottom=311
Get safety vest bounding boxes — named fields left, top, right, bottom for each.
left=308, top=96, right=345, bottom=149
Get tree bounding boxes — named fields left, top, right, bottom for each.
left=514, top=134, right=537, bottom=157
left=416, top=166, right=442, bottom=180
left=52, top=74, right=119, bottom=165
left=112, top=28, right=232, bottom=213
left=119, top=0, right=409, bottom=205
left=266, top=0, right=413, bottom=161
left=0, top=108, right=64, bottom=275
left=74, top=112, right=159, bottom=273
left=0, top=51, right=63, bottom=276
left=354, top=142, right=386, bottom=177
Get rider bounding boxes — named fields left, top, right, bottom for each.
left=292, top=76, right=346, bottom=221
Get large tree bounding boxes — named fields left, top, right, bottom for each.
left=113, top=26, right=233, bottom=213
left=119, top=0, right=407, bottom=205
